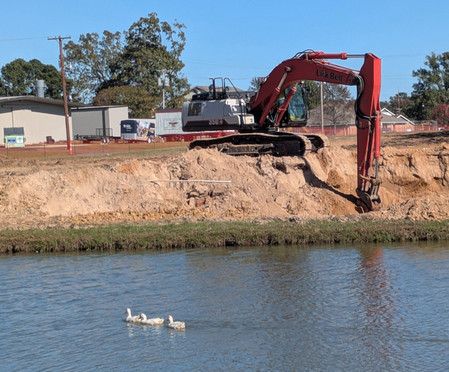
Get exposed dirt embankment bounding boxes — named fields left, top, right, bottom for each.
left=1, top=131, right=448, bottom=231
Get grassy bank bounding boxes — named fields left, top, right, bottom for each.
left=1, top=219, right=449, bottom=254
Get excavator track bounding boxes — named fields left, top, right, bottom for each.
left=189, top=132, right=328, bottom=157
left=302, top=133, right=330, bottom=152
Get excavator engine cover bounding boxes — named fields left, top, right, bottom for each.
left=182, top=98, right=255, bottom=132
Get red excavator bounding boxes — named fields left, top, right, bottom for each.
left=182, top=51, right=381, bottom=212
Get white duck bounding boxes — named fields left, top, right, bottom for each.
left=125, top=308, right=141, bottom=323
left=138, top=313, right=164, bottom=326
left=166, top=315, right=186, bottom=330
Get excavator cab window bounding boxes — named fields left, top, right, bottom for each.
left=188, top=102, right=202, bottom=116
left=276, top=86, right=308, bottom=127
left=287, top=86, right=308, bottom=126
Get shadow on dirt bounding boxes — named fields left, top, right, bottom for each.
left=303, top=158, right=359, bottom=206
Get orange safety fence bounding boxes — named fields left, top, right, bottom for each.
left=0, top=141, right=189, bottom=159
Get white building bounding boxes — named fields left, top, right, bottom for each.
left=0, top=96, right=85, bottom=144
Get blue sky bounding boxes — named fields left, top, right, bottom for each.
left=1, top=0, right=448, bottom=102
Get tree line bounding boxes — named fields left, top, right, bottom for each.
left=1, top=13, right=449, bottom=124
left=382, top=52, right=449, bottom=126
left=0, top=58, right=67, bottom=99
left=0, top=13, right=188, bottom=118
left=63, top=13, right=188, bottom=117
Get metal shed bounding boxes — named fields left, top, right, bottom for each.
left=71, top=106, right=129, bottom=140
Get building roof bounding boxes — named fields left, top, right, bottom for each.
left=308, top=106, right=416, bottom=126
left=190, top=86, right=210, bottom=94
left=71, top=105, right=128, bottom=111
left=0, top=96, right=87, bottom=108
left=380, top=108, right=415, bottom=125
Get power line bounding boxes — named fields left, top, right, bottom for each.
left=0, top=36, right=47, bottom=42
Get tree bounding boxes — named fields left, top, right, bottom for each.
left=118, top=14, right=188, bottom=101
left=29, top=59, right=72, bottom=99
left=64, top=13, right=189, bottom=112
left=432, top=103, right=449, bottom=127
left=407, top=52, right=449, bottom=120
left=322, top=83, right=353, bottom=124
left=0, top=58, right=66, bottom=99
left=93, top=85, right=158, bottom=118
left=382, top=92, right=412, bottom=115
left=64, top=31, right=123, bottom=102
left=1, top=58, right=29, bottom=95
left=248, top=77, right=261, bottom=91
left=303, top=81, right=320, bottom=110
left=0, top=78, right=6, bottom=95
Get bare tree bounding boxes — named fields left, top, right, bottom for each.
left=323, top=83, right=353, bottom=124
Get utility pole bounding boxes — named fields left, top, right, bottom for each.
left=48, top=35, right=72, bottom=153
left=158, top=70, right=169, bottom=109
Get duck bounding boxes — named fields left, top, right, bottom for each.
left=166, top=315, right=186, bottom=330
left=125, top=308, right=141, bottom=323
left=138, top=313, right=164, bottom=326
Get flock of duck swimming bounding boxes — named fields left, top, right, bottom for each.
left=125, top=308, right=186, bottom=330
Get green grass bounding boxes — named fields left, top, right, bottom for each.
left=1, top=219, right=449, bottom=254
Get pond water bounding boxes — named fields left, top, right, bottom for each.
left=1, top=242, right=449, bottom=371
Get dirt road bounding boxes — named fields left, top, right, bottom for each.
left=1, top=131, right=448, bottom=231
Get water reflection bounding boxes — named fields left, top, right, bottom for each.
left=3, top=243, right=449, bottom=370
left=359, top=246, right=395, bottom=327
left=356, top=246, right=402, bottom=369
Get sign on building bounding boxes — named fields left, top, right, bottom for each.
left=4, top=127, right=25, bottom=148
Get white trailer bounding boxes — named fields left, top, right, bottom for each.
left=155, top=109, right=183, bottom=139
left=155, top=108, right=233, bottom=141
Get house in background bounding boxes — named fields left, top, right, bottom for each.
left=380, top=108, right=415, bottom=132
left=294, top=106, right=417, bottom=135
left=185, top=86, right=210, bottom=101
left=0, top=96, right=85, bottom=144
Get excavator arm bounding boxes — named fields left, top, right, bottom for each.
left=249, top=51, right=382, bottom=211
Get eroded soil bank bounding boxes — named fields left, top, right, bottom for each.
left=1, top=131, right=448, bottom=231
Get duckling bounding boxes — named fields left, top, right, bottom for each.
left=166, top=315, right=185, bottom=330
left=138, top=313, right=164, bottom=326
left=125, top=308, right=141, bottom=323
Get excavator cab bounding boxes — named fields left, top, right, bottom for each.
left=278, top=85, right=308, bottom=128
left=252, top=82, right=309, bottom=129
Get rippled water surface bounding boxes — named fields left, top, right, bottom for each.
left=2, top=242, right=449, bottom=371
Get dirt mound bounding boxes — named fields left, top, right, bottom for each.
left=1, top=132, right=449, bottom=230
